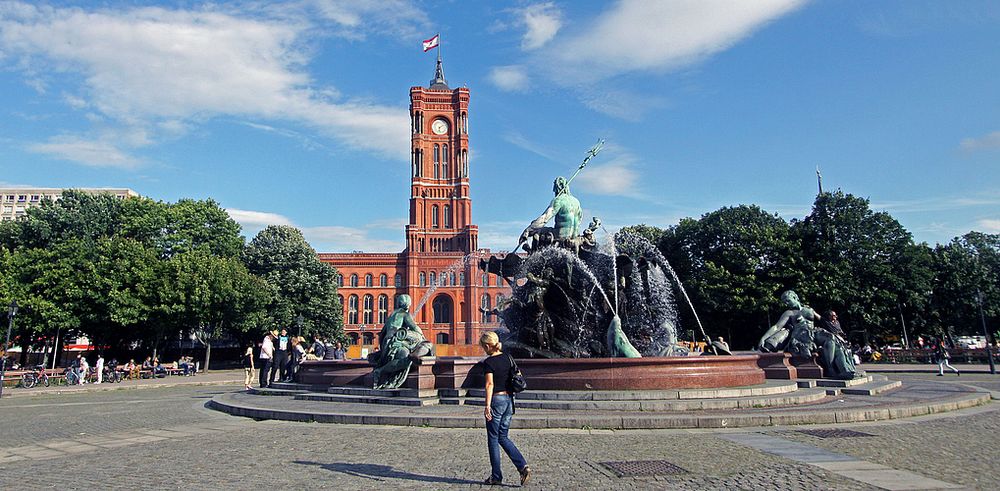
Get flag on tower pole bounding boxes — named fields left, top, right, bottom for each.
left=422, top=34, right=439, bottom=52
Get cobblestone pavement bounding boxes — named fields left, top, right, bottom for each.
left=0, top=375, right=996, bottom=490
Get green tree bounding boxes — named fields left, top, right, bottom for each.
left=244, top=225, right=343, bottom=339
left=659, top=205, right=797, bottom=347
left=930, top=232, right=1000, bottom=337
left=791, top=191, right=934, bottom=341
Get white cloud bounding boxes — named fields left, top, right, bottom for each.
left=226, top=208, right=295, bottom=227
left=0, top=2, right=412, bottom=166
left=574, top=159, right=639, bottom=197
left=521, top=3, right=562, bottom=50
left=488, top=65, right=529, bottom=92
left=26, top=135, right=140, bottom=168
left=977, top=219, right=1000, bottom=233
left=309, top=0, right=430, bottom=40
left=543, top=0, right=805, bottom=83
left=227, top=207, right=403, bottom=252
left=960, top=130, right=1000, bottom=152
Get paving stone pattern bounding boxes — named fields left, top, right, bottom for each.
left=0, top=375, right=997, bottom=489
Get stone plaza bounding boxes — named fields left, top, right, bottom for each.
left=0, top=369, right=997, bottom=490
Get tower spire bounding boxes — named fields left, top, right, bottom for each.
left=429, top=52, right=449, bottom=90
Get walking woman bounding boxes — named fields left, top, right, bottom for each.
left=477, top=331, right=531, bottom=486
left=935, top=339, right=959, bottom=376
left=242, top=344, right=255, bottom=390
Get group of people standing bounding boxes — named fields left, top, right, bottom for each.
left=245, top=329, right=346, bottom=389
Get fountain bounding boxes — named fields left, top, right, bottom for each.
left=470, top=141, right=765, bottom=389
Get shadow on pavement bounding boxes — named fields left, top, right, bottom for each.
left=294, top=460, right=483, bottom=485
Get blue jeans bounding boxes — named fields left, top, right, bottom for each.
left=486, top=394, right=527, bottom=481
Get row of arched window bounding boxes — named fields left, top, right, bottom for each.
left=411, top=146, right=469, bottom=179
left=418, top=271, right=464, bottom=287
left=336, top=273, right=403, bottom=288
left=430, top=204, right=452, bottom=228
left=347, top=332, right=451, bottom=345
left=338, top=292, right=504, bottom=326
left=342, top=294, right=392, bottom=325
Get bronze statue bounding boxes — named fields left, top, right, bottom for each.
left=758, top=291, right=858, bottom=379
left=367, top=294, right=432, bottom=389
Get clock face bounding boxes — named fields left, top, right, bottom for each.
left=431, top=119, right=449, bottom=135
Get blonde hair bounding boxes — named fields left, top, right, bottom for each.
left=479, top=331, right=502, bottom=355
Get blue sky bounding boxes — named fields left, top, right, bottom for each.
left=1, top=0, right=998, bottom=253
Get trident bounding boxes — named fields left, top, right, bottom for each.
left=567, top=139, right=605, bottom=186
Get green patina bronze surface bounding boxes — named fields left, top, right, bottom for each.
left=367, top=294, right=432, bottom=389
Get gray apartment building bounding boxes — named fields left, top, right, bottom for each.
left=0, top=187, right=139, bottom=221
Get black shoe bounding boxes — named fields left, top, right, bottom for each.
left=956, top=371, right=960, bottom=376
left=483, top=477, right=502, bottom=485
left=519, top=466, right=532, bottom=486
left=936, top=373, right=943, bottom=376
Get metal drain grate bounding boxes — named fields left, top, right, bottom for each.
left=600, top=460, right=687, bottom=477
left=797, top=429, right=875, bottom=438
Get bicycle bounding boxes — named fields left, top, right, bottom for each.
left=19, top=365, right=51, bottom=389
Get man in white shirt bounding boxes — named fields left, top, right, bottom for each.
left=95, top=354, right=105, bottom=384
left=79, top=356, right=90, bottom=384
left=259, top=330, right=276, bottom=388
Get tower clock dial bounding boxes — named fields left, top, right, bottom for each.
left=431, top=118, right=449, bottom=135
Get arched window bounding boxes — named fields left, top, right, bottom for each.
left=379, top=273, right=387, bottom=287
left=362, top=332, right=374, bottom=345
left=443, top=204, right=452, bottom=228
left=433, top=144, right=440, bottom=178
left=482, top=274, right=488, bottom=287
left=348, top=295, right=359, bottom=324
left=441, top=272, right=448, bottom=286
left=442, top=144, right=449, bottom=179
left=338, top=295, right=344, bottom=316
left=364, top=274, right=373, bottom=287
left=496, top=293, right=505, bottom=312
left=481, top=294, right=491, bottom=323
left=432, top=205, right=439, bottom=228
left=450, top=272, right=456, bottom=286
left=436, top=333, right=450, bottom=344
left=378, top=294, right=389, bottom=324
left=419, top=272, right=426, bottom=286
left=348, top=332, right=359, bottom=345
left=335, top=274, right=343, bottom=287
left=363, top=294, right=374, bottom=324
left=394, top=274, right=402, bottom=287
left=429, top=272, right=436, bottom=286
left=350, top=274, right=358, bottom=287
left=459, top=273, right=465, bottom=285
left=433, top=295, right=453, bottom=324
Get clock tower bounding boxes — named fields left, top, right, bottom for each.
left=406, top=56, right=476, bottom=254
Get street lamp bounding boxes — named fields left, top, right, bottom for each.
left=1, top=300, right=18, bottom=399
left=296, top=314, right=304, bottom=337
left=977, top=290, right=996, bottom=375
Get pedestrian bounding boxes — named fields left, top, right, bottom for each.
left=476, top=331, right=530, bottom=486
left=260, top=329, right=276, bottom=388
left=329, top=341, right=346, bottom=360
left=935, top=339, right=959, bottom=376
left=79, top=355, right=90, bottom=384
left=275, top=328, right=290, bottom=382
left=289, top=336, right=306, bottom=382
left=70, top=354, right=82, bottom=384
left=95, top=354, right=105, bottom=384
left=242, top=344, right=255, bottom=390
left=310, top=335, right=327, bottom=360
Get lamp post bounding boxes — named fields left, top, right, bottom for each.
left=1, top=300, right=18, bottom=399
left=898, top=303, right=910, bottom=349
left=977, top=290, right=996, bottom=375
left=296, top=314, right=304, bottom=337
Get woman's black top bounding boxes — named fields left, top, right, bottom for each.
left=478, top=354, right=513, bottom=394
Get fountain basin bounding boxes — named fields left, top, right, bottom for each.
left=515, top=355, right=765, bottom=390
left=297, top=355, right=765, bottom=391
